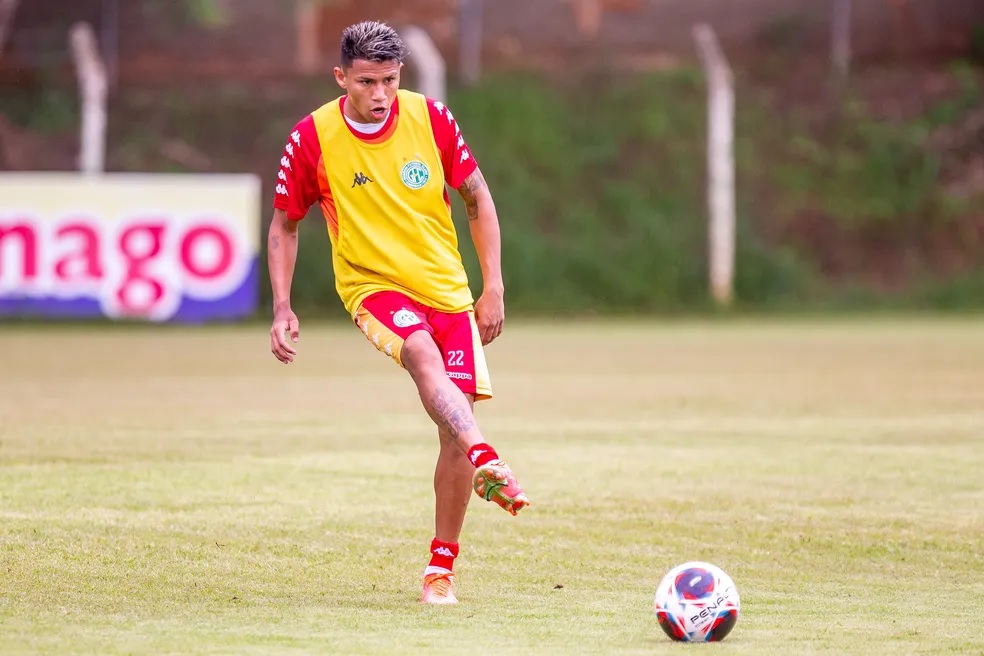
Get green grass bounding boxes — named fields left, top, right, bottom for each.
left=1, top=318, right=983, bottom=655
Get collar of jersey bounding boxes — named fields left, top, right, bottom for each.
left=339, top=95, right=400, bottom=146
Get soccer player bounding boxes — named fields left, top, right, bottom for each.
left=266, top=20, right=530, bottom=605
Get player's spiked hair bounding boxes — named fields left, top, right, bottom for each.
left=340, top=20, right=406, bottom=68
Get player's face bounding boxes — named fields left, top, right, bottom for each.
left=334, top=59, right=402, bottom=123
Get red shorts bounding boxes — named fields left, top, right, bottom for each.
left=353, top=291, right=493, bottom=400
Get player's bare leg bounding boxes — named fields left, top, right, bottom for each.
left=434, top=421, right=474, bottom=543
left=402, top=332, right=484, bottom=448
left=419, top=422, right=474, bottom=604
left=402, top=331, right=529, bottom=513
left=402, top=331, right=529, bottom=604
left=400, top=332, right=529, bottom=512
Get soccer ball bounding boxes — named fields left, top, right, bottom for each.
left=653, top=561, right=740, bottom=642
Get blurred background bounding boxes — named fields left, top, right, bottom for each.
left=1, top=0, right=983, bottom=321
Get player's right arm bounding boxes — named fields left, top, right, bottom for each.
left=269, top=208, right=300, bottom=363
left=268, top=116, right=320, bottom=363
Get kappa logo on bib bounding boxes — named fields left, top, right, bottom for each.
left=392, top=308, right=422, bottom=328
left=400, top=160, right=430, bottom=190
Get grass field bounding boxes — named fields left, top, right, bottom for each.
left=1, top=318, right=983, bottom=655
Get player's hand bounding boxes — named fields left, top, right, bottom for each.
left=270, top=306, right=300, bottom=364
left=475, top=286, right=504, bottom=345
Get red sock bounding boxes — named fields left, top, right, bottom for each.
left=467, top=443, right=499, bottom=468
left=428, top=538, right=459, bottom=571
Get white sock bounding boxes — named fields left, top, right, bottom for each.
left=424, top=566, right=452, bottom=577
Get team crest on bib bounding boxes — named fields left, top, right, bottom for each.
left=392, top=309, right=421, bottom=328
left=401, top=160, right=430, bottom=189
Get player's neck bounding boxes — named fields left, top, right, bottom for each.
left=343, top=99, right=389, bottom=135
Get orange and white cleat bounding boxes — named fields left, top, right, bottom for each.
left=422, top=571, right=458, bottom=605
left=472, top=460, right=530, bottom=516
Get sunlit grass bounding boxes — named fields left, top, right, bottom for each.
left=1, top=318, right=982, bottom=654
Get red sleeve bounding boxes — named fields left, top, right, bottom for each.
left=272, top=115, right=322, bottom=221
left=426, top=98, right=479, bottom=189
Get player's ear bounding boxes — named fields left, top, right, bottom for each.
left=333, top=66, right=347, bottom=90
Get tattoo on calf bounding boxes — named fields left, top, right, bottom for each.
left=271, top=235, right=280, bottom=250
left=430, top=388, right=476, bottom=439
left=457, top=169, right=487, bottom=221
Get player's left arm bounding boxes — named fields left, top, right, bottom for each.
left=458, top=167, right=504, bottom=346
left=427, top=98, right=505, bottom=345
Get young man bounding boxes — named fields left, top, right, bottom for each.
left=267, top=20, right=529, bottom=605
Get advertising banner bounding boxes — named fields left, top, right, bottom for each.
left=0, top=173, right=261, bottom=322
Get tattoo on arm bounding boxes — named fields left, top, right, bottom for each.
left=272, top=211, right=299, bottom=247
left=429, top=388, right=476, bottom=439
left=456, top=169, right=488, bottom=221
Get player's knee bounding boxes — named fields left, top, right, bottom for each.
left=402, top=331, right=443, bottom=381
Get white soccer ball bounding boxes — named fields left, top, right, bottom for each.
left=653, top=561, right=740, bottom=642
